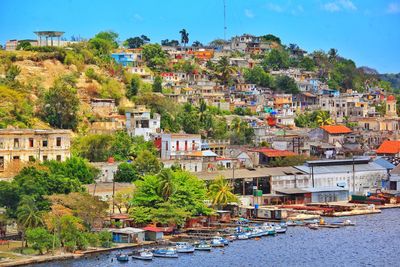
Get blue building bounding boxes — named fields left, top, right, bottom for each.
left=111, top=52, right=141, bottom=67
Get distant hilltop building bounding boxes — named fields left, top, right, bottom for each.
left=5, top=31, right=79, bottom=51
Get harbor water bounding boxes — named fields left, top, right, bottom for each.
left=30, top=209, right=400, bottom=267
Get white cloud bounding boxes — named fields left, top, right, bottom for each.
left=244, top=9, right=255, bottom=18
left=266, top=3, right=284, bottom=13
left=387, top=2, right=400, bottom=14
left=133, top=13, right=143, bottom=21
left=322, top=0, right=357, bottom=12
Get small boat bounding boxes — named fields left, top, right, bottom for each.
left=116, top=253, right=129, bottom=262
left=236, top=233, right=249, bottom=240
left=331, top=219, right=356, bottom=226
left=132, top=250, right=153, bottom=261
left=249, top=228, right=264, bottom=238
left=175, top=242, right=195, bottom=253
left=227, top=235, right=236, bottom=242
left=211, top=236, right=229, bottom=246
left=210, top=239, right=225, bottom=247
left=308, top=223, right=319, bottom=230
left=261, top=224, right=276, bottom=235
left=274, top=225, right=287, bottom=234
left=195, top=243, right=212, bottom=251
left=153, top=247, right=179, bottom=258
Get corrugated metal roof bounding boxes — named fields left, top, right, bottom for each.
left=196, top=167, right=305, bottom=180
left=295, top=162, right=386, bottom=174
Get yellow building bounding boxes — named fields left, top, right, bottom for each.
left=0, top=129, right=72, bottom=172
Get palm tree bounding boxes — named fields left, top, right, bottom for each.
left=16, top=196, right=44, bottom=249
left=208, top=176, right=238, bottom=209
left=316, top=111, right=334, bottom=126
left=157, top=169, right=175, bottom=201
left=328, top=48, right=338, bottom=61
left=179, top=29, right=189, bottom=47
left=216, top=56, right=237, bottom=86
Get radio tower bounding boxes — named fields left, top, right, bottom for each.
left=223, top=0, right=227, bottom=40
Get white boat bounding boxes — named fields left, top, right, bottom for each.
left=132, top=250, right=153, bottom=261
left=274, top=225, right=287, bottom=234
left=237, top=233, right=249, bottom=240
left=195, top=242, right=212, bottom=251
left=153, top=247, right=179, bottom=258
left=175, top=242, right=195, bottom=253
left=211, top=236, right=229, bottom=246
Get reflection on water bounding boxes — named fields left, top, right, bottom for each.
left=31, top=209, right=400, bottom=267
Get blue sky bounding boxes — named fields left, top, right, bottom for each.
left=1, top=0, right=399, bottom=73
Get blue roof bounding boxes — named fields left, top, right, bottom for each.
left=373, top=157, right=395, bottom=170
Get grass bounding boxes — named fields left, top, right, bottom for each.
left=0, top=241, right=39, bottom=255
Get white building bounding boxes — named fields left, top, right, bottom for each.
left=160, top=133, right=202, bottom=160
left=126, top=106, right=160, bottom=141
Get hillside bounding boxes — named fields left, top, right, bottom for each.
left=379, top=73, right=400, bottom=90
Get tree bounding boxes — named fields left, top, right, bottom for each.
left=126, top=74, right=140, bottom=98
left=114, top=162, right=139, bottom=183
left=109, top=131, right=134, bottom=161
left=316, top=111, right=334, bottom=126
left=113, top=188, right=134, bottom=214
left=262, top=49, right=290, bottom=70
left=129, top=206, right=153, bottom=226
left=133, top=150, right=161, bottom=175
left=72, top=134, right=113, bottom=162
left=273, top=75, right=299, bottom=94
left=39, top=77, right=80, bottom=130
left=179, top=29, right=189, bottom=47
left=152, top=75, right=163, bottom=93
left=192, top=41, right=203, bottom=47
left=89, top=31, right=119, bottom=56
left=261, top=34, right=281, bottom=44
left=157, top=169, right=175, bottom=201
left=230, top=117, right=254, bottom=145
left=16, top=40, right=32, bottom=50
left=0, top=86, right=34, bottom=129
left=328, top=48, right=338, bottom=62
left=124, top=35, right=150, bottom=49
left=151, top=202, right=190, bottom=227
left=26, top=227, right=56, bottom=255
left=45, top=156, right=99, bottom=184
left=17, top=196, right=44, bottom=249
left=5, top=64, right=21, bottom=81
left=299, top=57, right=316, bottom=71
left=161, top=39, right=179, bottom=47
left=141, top=43, right=168, bottom=71
left=208, top=176, right=238, bottom=209
left=216, top=56, right=236, bottom=86
left=177, top=103, right=201, bottom=134
left=47, top=193, right=108, bottom=231
left=243, top=66, right=273, bottom=88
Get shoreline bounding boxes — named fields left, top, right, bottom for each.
left=0, top=242, right=155, bottom=267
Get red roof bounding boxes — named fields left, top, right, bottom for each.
left=249, top=148, right=296, bottom=157
left=387, top=95, right=396, bottom=101
left=142, top=226, right=173, bottom=233
left=376, top=140, right=400, bottom=154
left=320, top=125, right=352, bottom=134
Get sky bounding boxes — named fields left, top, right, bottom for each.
left=1, top=0, right=399, bottom=73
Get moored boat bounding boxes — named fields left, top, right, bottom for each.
left=211, top=236, right=229, bottom=246
left=308, top=223, right=319, bottom=230
left=236, top=233, right=249, bottom=240
left=153, top=247, right=179, bottom=258
left=116, top=253, right=129, bottom=262
left=132, top=250, right=153, bottom=261
left=195, top=242, right=212, bottom=251
left=175, top=242, right=195, bottom=253
left=274, top=225, right=287, bottom=234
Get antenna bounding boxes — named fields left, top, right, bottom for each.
left=223, top=0, right=227, bottom=40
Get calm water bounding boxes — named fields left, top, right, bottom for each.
left=31, top=209, right=400, bottom=267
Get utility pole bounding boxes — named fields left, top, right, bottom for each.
left=112, top=171, right=116, bottom=214
left=352, top=156, right=355, bottom=194
left=223, top=0, right=227, bottom=40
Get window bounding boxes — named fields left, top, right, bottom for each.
left=42, top=140, right=48, bottom=147
left=14, top=138, right=19, bottom=148
left=29, top=138, right=34, bottom=148
left=0, top=140, right=4, bottom=149
left=56, top=155, right=62, bottom=161
left=42, top=155, right=48, bottom=161
left=185, top=141, right=188, bottom=151
left=192, top=140, right=196, bottom=150
left=176, top=141, right=179, bottom=151
left=13, top=156, right=20, bottom=160
left=29, top=156, right=35, bottom=162
left=165, top=141, right=168, bottom=151
left=0, top=156, right=4, bottom=171
left=56, top=137, right=61, bottom=147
